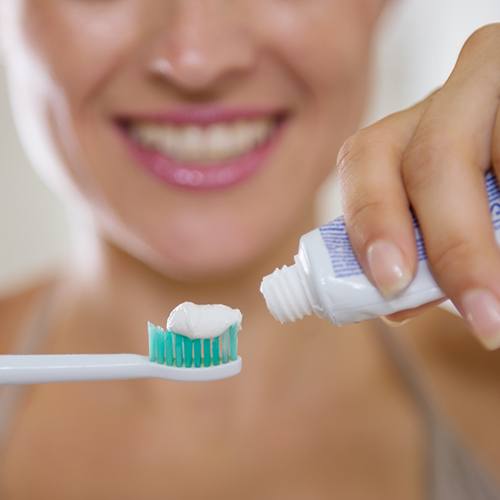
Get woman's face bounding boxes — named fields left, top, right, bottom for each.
left=1, top=0, right=384, bottom=280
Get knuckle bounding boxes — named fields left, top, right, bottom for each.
left=402, top=136, right=445, bottom=194
left=337, top=134, right=360, bottom=173
left=345, top=198, right=385, bottom=225
left=456, top=24, right=500, bottom=81
left=337, top=131, right=369, bottom=175
left=343, top=199, right=388, bottom=247
left=429, top=238, right=477, bottom=279
left=337, top=126, right=389, bottom=175
left=464, top=24, right=500, bottom=51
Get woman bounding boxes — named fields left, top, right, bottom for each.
left=1, top=1, right=500, bottom=498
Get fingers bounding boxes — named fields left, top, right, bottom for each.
left=339, top=24, right=500, bottom=349
left=402, top=45, right=500, bottom=349
left=338, top=104, right=428, bottom=298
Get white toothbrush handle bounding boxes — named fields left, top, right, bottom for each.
left=0, top=354, right=241, bottom=384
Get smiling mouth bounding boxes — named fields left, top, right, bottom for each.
left=117, top=109, right=287, bottom=190
left=129, top=117, right=279, bottom=164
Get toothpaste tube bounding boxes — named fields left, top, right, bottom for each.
left=260, top=170, right=500, bottom=325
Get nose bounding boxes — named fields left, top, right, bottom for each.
left=147, top=1, right=258, bottom=94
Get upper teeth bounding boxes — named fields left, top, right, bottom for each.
left=130, top=119, right=275, bottom=163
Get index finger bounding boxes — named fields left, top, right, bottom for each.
left=338, top=101, right=429, bottom=298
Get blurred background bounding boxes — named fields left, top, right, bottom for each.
left=1, top=0, right=500, bottom=294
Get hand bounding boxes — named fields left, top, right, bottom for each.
left=337, top=24, right=500, bottom=349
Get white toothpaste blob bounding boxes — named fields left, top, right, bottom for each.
left=166, top=302, right=242, bottom=339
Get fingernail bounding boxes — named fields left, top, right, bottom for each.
left=366, top=240, right=412, bottom=298
left=462, top=289, right=500, bottom=350
left=381, top=316, right=413, bottom=328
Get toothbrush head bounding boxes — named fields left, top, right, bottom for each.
left=147, top=302, right=243, bottom=380
left=148, top=322, right=240, bottom=368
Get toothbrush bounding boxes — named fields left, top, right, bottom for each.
left=0, top=322, right=241, bottom=385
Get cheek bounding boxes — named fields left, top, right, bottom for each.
left=21, top=3, right=141, bottom=102
left=256, top=1, right=374, bottom=90
left=5, top=2, right=146, bottom=197
left=253, top=1, right=373, bottom=167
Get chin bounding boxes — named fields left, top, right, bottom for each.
left=111, top=222, right=273, bottom=284
left=151, top=245, right=265, bottom=283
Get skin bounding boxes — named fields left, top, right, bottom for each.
left=1, top=1, right=500, bottom=499
left=339, top=26, right=500, bottom=344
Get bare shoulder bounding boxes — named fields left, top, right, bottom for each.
left=0, top=279, right=54, bottom=353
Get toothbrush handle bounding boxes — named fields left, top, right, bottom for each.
left=0, top=354, right=242, bottom=384
left=0, top=354, right=152, bottom=384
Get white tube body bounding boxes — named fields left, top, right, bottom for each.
left=297, top=225, right=443, bottom=325
left=262, top=170, right=500, bottom=325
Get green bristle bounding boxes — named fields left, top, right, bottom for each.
left=175, top=334, right=184, bottom=367
left=212, top=337, right=220, bottom=366
left=221, top=330, right=229, bottom=364
left=149, top=321, right=239, bottom=368
left=193, top=339, right=202, bottom=368
left=183, top=337, right=193, bottom=368
left=203, top=339, right=211, bottom=367
left=229, top=324, right=238, bottom=361
left=147, top=322, right=156, bottom=362
left=155, top=326, right=166, bottom=364
left=165, top=331, right=174, bottom=366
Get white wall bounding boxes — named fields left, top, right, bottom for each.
left=1, top=1, right=500, bottom=292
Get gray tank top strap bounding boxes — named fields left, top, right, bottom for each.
left=0, top=284, right=57, bottom=456
left=374, top=320, right=500, bottom=500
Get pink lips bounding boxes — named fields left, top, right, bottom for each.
left=116, top=107, right=286, bottom=191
